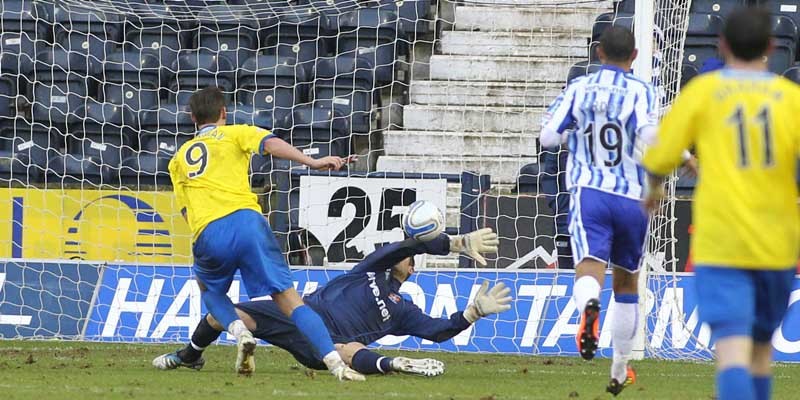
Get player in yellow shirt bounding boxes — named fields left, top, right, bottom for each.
left=168, top=87, right=363, bottom=381
left=643, top=8, right=800, bottom=400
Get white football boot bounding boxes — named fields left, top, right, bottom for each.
left=391, top=357, right=445, bottom=377
left=235, top=330, right=257, bottom=375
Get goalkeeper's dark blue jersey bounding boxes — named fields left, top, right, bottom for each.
left=303, top=235, right=472, bottom=344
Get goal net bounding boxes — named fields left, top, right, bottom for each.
left=0, top=0, right=718, bottom=361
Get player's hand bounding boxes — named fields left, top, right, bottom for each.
left=309, top=156, right=346, bottom=171
left=449, top=228, right=499, bottom=266
left=682, top=155, right=698, bottom=178
left=642, top=184, right=665, bottom=215
left=464, top=281, right=513, bottom=323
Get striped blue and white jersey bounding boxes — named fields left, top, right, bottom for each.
left=540, top=65, right=659, bottom=200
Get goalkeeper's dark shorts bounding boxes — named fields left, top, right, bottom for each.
left=235, top=299, right=327, bottom=370
left=695, top=266, right=796, bottom=343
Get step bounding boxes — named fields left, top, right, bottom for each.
left=440, top=31, right=587, bottom=57
left=376, top=155, right=535, bottom=184
left=403, top=104, right=544, bottom=133
left=454, top=6, right=609, bottom=32
left=383, top=130, right=537, bottom=157
left=429, top=55, right=574, bottom=82
left=410, top=81, right=563, bottom=107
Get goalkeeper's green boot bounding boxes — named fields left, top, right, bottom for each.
left=152, top=351, right=205, bottom=371
left=606, top=365, right=636, bottom=397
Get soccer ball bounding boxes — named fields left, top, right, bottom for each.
left=402, top=200, right=444, bottom=242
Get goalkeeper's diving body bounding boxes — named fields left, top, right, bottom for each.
left=167, top=87, right=362, bottom=380
left=153, top=230, right=511, bottom=377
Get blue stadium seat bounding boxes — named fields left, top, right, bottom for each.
left=49, top=101, right=135, bottom=185
left=0, top=0, right=52, bottom=38
left=589, top=12, right=633, bottom=62
left=100, top=51, right=163, bottom=113
left=0, top=31, right=37, bottom=76
left=681, top=63, right=699, bottom=88
left=372, top=0, right=431, bottom=36
left=237, top=55, right=307, bottom=115
left=784, top=65, right=800, bottom=84
left=566, top=60, right=601, bottom=82
left=261, top=7, right=332, bottom=71
left=766, top=1, right=800, bottom=56
left=121, top=103, right=194, bottom=185
left=123, top=3, right=196, bottom=75
left=227, top=105, right=280, bottom=187
left=52, top=4, right=123, bottom=65
left=769, top=15, right=799, bottom=74
left=311, top=54, right=376, bottom=133
left=617, top=0, right=745, bottom=15
left=31, top=48, right=97, bottom=122
left=683, top=13, right=724, bottom=70
left=194, top=5, right=265, bottom=65
left=336, top=8, right=405, bottom=84
left=169, top=51, right=236, bottom=105
left=282, top=104, right=350, bottom=158
left=0, top=118, right=58, bottom=182
left=0, top=75, right=16, bottom=122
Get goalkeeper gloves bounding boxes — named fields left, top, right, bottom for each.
left=463, top=281, right=513, bottom=323
left=449, top=228, right=499, bottom=266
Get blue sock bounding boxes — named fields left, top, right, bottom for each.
left=291, top=305, right=336, bottom=357
left=351, top=349, right=393, bottom=375
left=201, top=291, right=239, bottom=330
left=717, top=367, right=754, bottom=400
left=753, top=376, right=771, bottom=400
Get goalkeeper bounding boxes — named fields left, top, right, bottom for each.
left=154, top=229, right=511, bottom=377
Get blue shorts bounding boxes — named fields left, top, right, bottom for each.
left=568, top=187, right=648, bottom=271
left=192, top=209, right=293, bottom=299
left=235, top=300, right=327, bottom=370
left=695, top=266, right=795, bottom=342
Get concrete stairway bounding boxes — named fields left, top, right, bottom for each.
left=378, top=2, right=611, bottom=184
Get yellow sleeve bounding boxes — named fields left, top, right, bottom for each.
left=642, top=79, right=704, bottom=176
left=168, top=156, right=189, bottom=218
left=232, top=125, right=273, bottom=155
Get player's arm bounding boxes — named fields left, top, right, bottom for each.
left=167, top=157, right=189, bottom=222
left=641, top=81, right=702, bottom=213
left=234, top=125, right=350, bottom=171
left=539, top=81, right=579, bottom=148
left=392, top=281, right=512, bottom=342
left=349, top=229, right=499, bottom=274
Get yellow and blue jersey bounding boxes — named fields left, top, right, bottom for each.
left=643, top=69, right=800, bottom=269
left=168, top=124, right=272, bottom=240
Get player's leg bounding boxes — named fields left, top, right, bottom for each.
left=605, top=197, right=648, bottom=396
left=569, top=188, right=613, bottom=360
left=695, top=266, right=756, bottom=400
left=191, top=215, right=256, bottom=374
left=337, top=342, right=445, bottom=377
left=750, top=268, right=795, bottom=400
left=238, top=211, right=363, bottom=381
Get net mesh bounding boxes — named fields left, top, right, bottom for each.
left=0, top=0, right=708, bottom=361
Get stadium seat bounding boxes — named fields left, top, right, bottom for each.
left=237, top=55, right=308, bottom=116
left=49, top=101, right=135, bottom=185
left=372, top=0, right=431, bottom=36
left=336, top=8, right=406, bottom=84
left=52, top=4, right=123, bottom=65
left=194, top=5, right=265, bottom=65
left=769, top=15, right=799, bottom=74
left=616, top=0, right=745, bottom=15
left=261, top=7, right=333, bottom=71
left=682, top=13, right=724, bottom=71
left=681, top=63, right=699, bottom=88
left=784, top=65, right=800, bottom=84
left=311, top=53, right=376, bottom=133
left=31, top=48, right=97, bottom=122
left=121, top=103, right=194, bottom=186
left=169, top=51, right=236, bottom=105
left=0, top=0, right=52, bottom=38
left=0, top=75, right=16, bottom=122
left=122, top=3, right=196, bottom=75
left=566, top=60, right=601, bottom=82
left=100, top=51, right=163, bottom=114
left=589, top=12, right=633, bottom=62
left=766, top=1, right=800, bottom=56
left=0, top=118, right=58, bottom=182
left=282, top=104, right=351, bottom=158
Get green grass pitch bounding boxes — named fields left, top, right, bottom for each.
left=2, top=341, right=800, bottom=399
